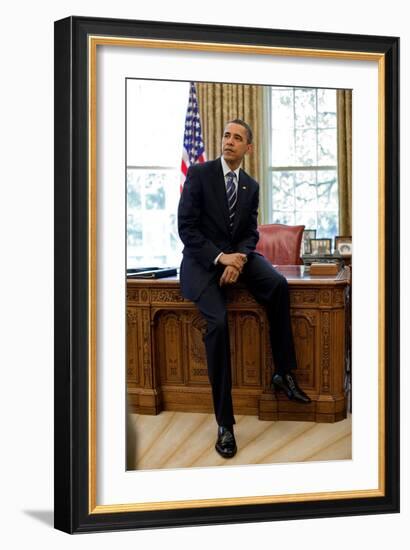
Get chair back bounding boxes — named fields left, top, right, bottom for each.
left=255, top=223, right=305, bottom=265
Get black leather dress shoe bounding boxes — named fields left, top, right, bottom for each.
left=215, top=426, right=237, bottom=458
left=272, top=372, right=311, bottom=404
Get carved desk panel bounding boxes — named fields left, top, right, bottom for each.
left=127, top=266, right=351, bottom=423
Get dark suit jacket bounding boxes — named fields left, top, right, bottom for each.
left=177, top=158, right=260, bottom=301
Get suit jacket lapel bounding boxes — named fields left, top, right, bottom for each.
left=211, top=159, right=230, bottom=232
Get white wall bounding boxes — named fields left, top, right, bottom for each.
left=0, top=0, right=407, bottom=547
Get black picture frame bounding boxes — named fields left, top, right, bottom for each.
left=334, top=235, right=352, bottom=254
left=54, top=15, right=400, bottom=534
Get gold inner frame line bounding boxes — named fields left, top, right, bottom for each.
left=90, top=35, right=384, bottom=60
left=88, top=35, right=386, bottom=514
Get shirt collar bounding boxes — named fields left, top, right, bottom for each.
left=220, top=156, right=240, bottom=180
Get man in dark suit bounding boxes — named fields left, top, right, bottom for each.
left=178, top=119, right=310, bottom=459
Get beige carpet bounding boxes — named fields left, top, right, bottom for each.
left=127, top=411, right=352, bottom=471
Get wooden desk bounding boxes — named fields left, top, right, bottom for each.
left=127, top=266, right=351, bottom=423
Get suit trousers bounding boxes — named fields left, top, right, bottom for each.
left=194, top=253, right=297, bottom=427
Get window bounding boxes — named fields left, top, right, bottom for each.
left=268, top=87, right=338, bottom=242
left=126, top=79, right=189, bottom=268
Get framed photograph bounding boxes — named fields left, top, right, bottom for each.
left=334, top=236, right=352, bottom=256
left=335, top=235, right=352, bottom=247
left=309, top=238, right=332, bottom=255
left=301, top=229, right=317, bottom=255
left=338, top=243, right=353, bottom=256
left=54, top=16, right=399, bottom=533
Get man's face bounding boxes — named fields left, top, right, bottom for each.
left=221, top=123, right=252, bottom=167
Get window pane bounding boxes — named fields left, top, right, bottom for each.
left=144, top=174, right=166, bottom=210
left=316, top=211, right=338, bottom=240
left=318, top=129, right=337, bottom=165
left=295, top=88, right=316, bottom=129
left=271, top=89, right=294, bottom=129
left=272, top=172, right=295, bottom=211
left=127, top=213, right=142, bottom=247
left=317, top=170, right=338, bottom=210
left=317, top=89, right=337, bottom=128
left=295, top=211, right=317, bottom=229
left=295, top=171, right=317, bottom=210
left=295, top=129, right=317, bottom=165
left=127, top=170, right=142, bottom=209
left=271, top=129, right=295, bottom=165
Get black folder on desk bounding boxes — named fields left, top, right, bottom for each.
left=127, top=267, right=177, bottom=279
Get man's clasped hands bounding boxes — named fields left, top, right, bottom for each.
left=218, top=252, right=248, bottom=286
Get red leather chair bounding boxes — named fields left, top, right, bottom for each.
left=255, top=223, right=305, bottom=265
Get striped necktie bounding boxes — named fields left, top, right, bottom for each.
left=226, top=171, right=237, bottom=231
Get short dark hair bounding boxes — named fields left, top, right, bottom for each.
left=226, top=119, right=253, bottom=144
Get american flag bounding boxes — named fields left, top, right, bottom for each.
left=180, top=82, right=206, bottom=191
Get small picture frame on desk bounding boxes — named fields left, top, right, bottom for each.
left=309, top=238, right=332, bottom=255
left=334, top=235, right=352, bottom=253
left=337, top=242, right=353, bottom=256
left=301, top=229, right=317, bottom=255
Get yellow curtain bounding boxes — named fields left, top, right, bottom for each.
left=337, top=90, right=352, bottom=236
left=196, top=83, right=262, bottom=182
